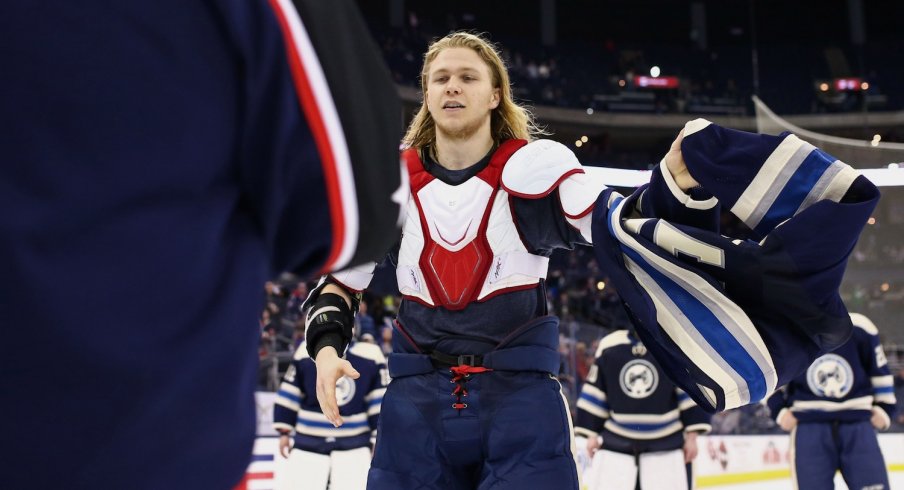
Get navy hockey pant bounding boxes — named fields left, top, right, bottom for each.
left=368, top=316, right=579, bottom=490
left=792, top=420, right=889, bottom=490
left=368, top=369, right=578, bottom=490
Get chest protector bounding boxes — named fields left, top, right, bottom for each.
left=396, top=140, right=549, bottom=310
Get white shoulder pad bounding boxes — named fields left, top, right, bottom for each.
left=849, top=312, right=878, bottom=335
left=559, top=169, right=608, bottom=218
left=501, top=139, right=582, bottom=198
left=294, top=342, right=311, bottom=361
left=501, top=139, right=606, bottom=218
left=595, top=330, right=632, bottom=358
left=349, top=342, right=387, bottom=364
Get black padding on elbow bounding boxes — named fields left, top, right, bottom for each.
left=304, top=293, right=355, bottom=358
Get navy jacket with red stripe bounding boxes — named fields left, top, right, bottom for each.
left=0, top=1, right=401, bottom=488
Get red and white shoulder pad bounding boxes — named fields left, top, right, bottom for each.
left=501, top=139, right=605, bottom=219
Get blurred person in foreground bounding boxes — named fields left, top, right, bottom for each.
left=0, top=0, right=403, bottom=488
left=767, top=313, right=896, bottom=490
left=302, top=30, right=879, bottom=490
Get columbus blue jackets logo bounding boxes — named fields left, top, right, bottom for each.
left=806, top=354, right=853, bottom=399
left=619, top=359, right=658, bottom=399
left=335, top=375, right=356, bottom=407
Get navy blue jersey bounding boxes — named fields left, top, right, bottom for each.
left=767, top=313, right=897, bottom=425
left=1, top=1, right=401, bottom=488
left=592, top=119, right=880, bottom=412
left=575, top=330, right=711, bottom=454
left=274, top=342, right=388, bottom=453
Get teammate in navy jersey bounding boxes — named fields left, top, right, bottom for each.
left=1, top=1, right=402, bottom=489
left=273, top=341, right=388, bottom=490
left=576, top=330, right=711, bottom=490
left=302, top=31, right=709, bottom=490
left=767, top=313, right=896, bottom=490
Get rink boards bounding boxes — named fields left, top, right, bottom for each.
left=694, top=433, right=904, bottom=488
left=239, top=432, right=904, bottom=490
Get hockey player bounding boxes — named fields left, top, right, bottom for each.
left=1, top=1, right=402, bottom=489
left=303, top=32, right=718, bottom=490
left=576, top=329, right=712, bottom=490
left=766, top=313, right=897, bottom=490
left=304, top=29, right=879, bottom=489
left=273, top=340, right=388, bottom=490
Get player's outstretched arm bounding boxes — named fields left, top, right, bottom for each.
left=305, top=282, right=361, bottom=427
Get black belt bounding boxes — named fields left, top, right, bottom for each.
left=429, top=351, right=484, bottom=368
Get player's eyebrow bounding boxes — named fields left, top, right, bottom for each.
left=430, top=66, right=481, bottom=76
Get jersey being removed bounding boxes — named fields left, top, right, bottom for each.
left=591, top=119, right=880, bottom=412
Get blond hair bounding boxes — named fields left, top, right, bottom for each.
left=402, top=31, right=545, bottom=149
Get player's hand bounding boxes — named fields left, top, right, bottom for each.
left=278, top=434, right=292, bottom=459
left=870, top=406, right=890, bottom=431
left=664, top=129, right=699, bottom=192
left=314, top=346, right=360, bottom=427
left=586, top=434, right=602, bottom=456
left=683, top=432, right=699, bottom=463
left=778, top=410, right=798, bottom=432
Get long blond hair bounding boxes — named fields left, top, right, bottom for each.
left=402, top=31, right=545, bottom=149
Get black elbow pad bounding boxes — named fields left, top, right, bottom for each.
left=304, top=292, right=355, bottom=358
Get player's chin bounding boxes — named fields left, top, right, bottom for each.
left=435, top=119, right=463, bottom=132
left=437, top=120, right=477, bottom=139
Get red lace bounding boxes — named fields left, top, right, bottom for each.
left=449, top=365, right=492, bottom=411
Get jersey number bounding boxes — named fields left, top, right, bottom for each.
left=654, top=221, right=725, bottom=268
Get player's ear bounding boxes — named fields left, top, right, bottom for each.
left=489, top=88, right=500, bottom=109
